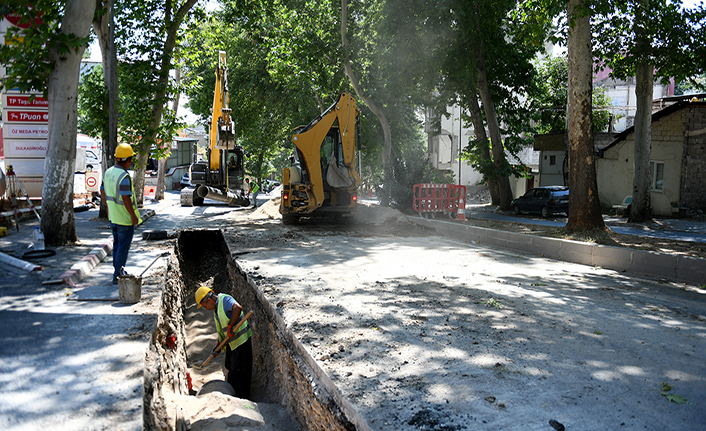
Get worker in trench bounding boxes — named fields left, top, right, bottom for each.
left=195, top=286, right=253, bottom=399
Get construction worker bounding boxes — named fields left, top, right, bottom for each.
left=245, top=178, right=259, bottom=208
left=195, top=286, right=253, bottom=399
left=100, top=144, right=142, bottom=285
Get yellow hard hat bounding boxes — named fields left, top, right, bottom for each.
left=195, top=285, right=214, bottom=308
left=114, top=143, right=135, bottom=159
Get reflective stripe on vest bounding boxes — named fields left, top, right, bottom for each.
left=214, top=293, right=252, bottom=350
left=103, top=166, right=142, bottom=226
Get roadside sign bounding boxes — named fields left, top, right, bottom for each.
left=2, top=93, right=48, bottom=109
left=3, top=13, right=43, bottom=29
left=85, top=171, right=100, bottom=192
left=2, top=124, right=48, bottom=139
left=2, top=110, right=49, bottom=124
left=3, top=139, right=47, bottom=157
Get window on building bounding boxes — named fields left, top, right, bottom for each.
left=549, top=155, right=556, bottom=165
left=650, top=161, right=664, bottom=191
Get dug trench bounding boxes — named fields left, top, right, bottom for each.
left=143, top=229, right=370, bottom=431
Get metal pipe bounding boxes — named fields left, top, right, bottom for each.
left=196, top=185, right=236, bottom=204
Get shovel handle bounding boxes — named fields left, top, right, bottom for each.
left=201, top=311, right=252, bottom=367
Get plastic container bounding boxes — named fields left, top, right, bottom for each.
left=33, top=227, right=45, bottom=250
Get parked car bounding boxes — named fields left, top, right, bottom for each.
left=180, top=172, right=193, bottom=189
left=85, top=149, right=101, bottom=176
left=511, top=186, right=569, bottom=218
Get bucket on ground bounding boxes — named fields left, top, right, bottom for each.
left=118, top=275, right=142, bottom=304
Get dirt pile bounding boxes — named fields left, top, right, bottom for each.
left=251, top=196, right=281, bottom=219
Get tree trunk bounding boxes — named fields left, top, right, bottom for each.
left=566, top=0, right=605, bottom=231
left=40, top=0, right=95, bottom=246
left=475, top=47, right=512, bottom=210
left=133, top=0, right=198, bottom=206
left=629, top=0, right=653, bottom=224
left=341, top=0, right=392, bottom=206
left=468, top=92, right=501, bottom=205
left=93, top=0, right=112, bottom=219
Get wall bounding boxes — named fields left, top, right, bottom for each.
left=538, top=151, right=566, bottom=187
left=681, top=106, right=706, bottom=210
left=596, top=110, right=685, bottom=216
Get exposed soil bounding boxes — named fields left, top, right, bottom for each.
left=207, top=199, right=706, bottom=430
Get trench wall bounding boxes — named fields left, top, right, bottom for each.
left=143, top=229, right=369, bottom=431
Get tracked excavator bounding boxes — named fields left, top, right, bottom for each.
left=280, top=91, right=362, bottom=223
left=181, top=51, right=250, bottom=207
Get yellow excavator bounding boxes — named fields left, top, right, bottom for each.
left=280, top=91, right=362, bottom=223
left=181, top=51, right=250, bottom=207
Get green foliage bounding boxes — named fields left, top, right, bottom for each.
left=78, top=65, right=108, bottom=141
left=110, top=0, right=198, bottom=162
left=383, top=145, right=451, bottom=213
left=675, top=74, right=706, bottom=95
left=118, top=60, right=184, bottom=162
left=593, top=0, right=706, bottom=85
left=0, top=0, right=92, bottom=96
left=531, top=56, right=615, bottom=134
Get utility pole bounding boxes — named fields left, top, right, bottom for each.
left=458, top=105, right=462, bottom=186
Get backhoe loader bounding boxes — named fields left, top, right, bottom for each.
left=181, top=51, right=250, bottom=207
left=280, top=92, right=361, bottom=223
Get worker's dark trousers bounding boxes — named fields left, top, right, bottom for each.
left=225, top=338, right=252, bottom=399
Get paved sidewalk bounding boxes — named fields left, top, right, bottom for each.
left=0, top=192, right=179, bottom=431
left=465, top=206, right=706, bottom=243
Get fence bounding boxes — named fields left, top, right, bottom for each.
left=412, top=183, right=466, bottom=220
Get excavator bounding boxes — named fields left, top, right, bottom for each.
left=280, top=91, right=362, bottom=223
left=181, top=51, right=250, bottom=207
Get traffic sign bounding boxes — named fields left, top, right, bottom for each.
left=85, top=172, right=100, bottom=192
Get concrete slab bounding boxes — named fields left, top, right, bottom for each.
left=593, top=245, right=633, bottom=272
left=676, top=255, right=706, bottom=284
left=632, top=249, right=678, bottom=279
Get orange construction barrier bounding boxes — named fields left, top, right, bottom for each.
left=412, top=184, right=466, bottom=220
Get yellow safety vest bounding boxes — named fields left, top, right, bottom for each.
left=103, top=166, right=142, bottom=226
left=215, top=294, right=252, bottom=350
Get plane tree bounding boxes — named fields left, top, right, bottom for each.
left=593, top=0, right=706, bottom=223
left=113, top=0, right=199, bottom=205
left=434, top=0, right=544, bottom=209
left=0, top=0, right=96, bottom=245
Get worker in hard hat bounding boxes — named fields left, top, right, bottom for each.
left=195, top=286, right=253, bottom=399
left=100, top=144, right=142, bottom=284
left=245, top=178, right=259, bottom=208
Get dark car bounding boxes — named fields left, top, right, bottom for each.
left=511, top=186, right=569, bottom=218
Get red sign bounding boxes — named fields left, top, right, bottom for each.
left=3, top=110, right=49, bottom=124
left=3, top=94, right=48, bottom=108
left=4, top=13, right=43, bottom=29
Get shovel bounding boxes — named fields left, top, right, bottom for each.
left=200, top=311, right=253, bottom=368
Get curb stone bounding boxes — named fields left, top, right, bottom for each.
left=59, top=208, right=156, bottom=286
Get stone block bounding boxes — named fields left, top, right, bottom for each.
left=631, top=249, right=677, bottom=279
left=530, top=235, right=563, bottom=260
left=504, top=231, right=533, bottom=252
left=675, top=256, right=706, bottom=285
left=558, top=239, right=594, bottom=266
left=593, top=245, right=632, bottom=272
